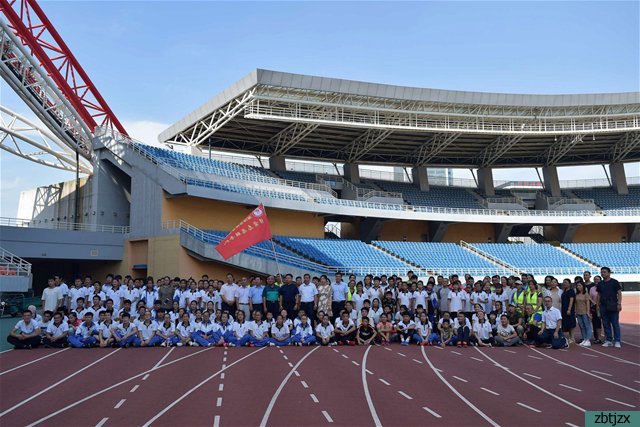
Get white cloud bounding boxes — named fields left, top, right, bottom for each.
left=121, top=120, right=170, bottom=146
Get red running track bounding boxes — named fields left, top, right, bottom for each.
left=0, top=324, right=637, bottom=427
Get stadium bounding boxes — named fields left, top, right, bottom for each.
left=1, top=1, right=639, bottom=427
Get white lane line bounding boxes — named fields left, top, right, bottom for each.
left=213, top=415, right=220, bottom=427
left=287, top=362, right=294, bottom=368
left=474, top=347, right=586, bottom=412
left=421, top=346, right=500, bottom=427
left=397, top=352, right=407, bottom=357
left=332, top=348, right=339, bottom=353
left=0, top=349, right=13, bottom=354
left=352, top=360, right=360, bottom=366
left=278, top=349, right=284, bottom=353
left=581, top=353, right=598, bottom=358
left=218, top=383, right=224, bottom=392
left=362, top=345, right=383, bottom=427
left=591, top=370, right=613, bottom=377
left=504, top=349, right=516, bottom=354
left=95, top=417, right=109, bottom=427
left=114, top=398, right=126, bottom=409
left=221, top=373, right=225, bottom=380
left=293, top=371, right=300, bottom=377
left=422, top=407, right=442, bottom=418
left=452, top=376, right=468, bottom=383
left=470, top=357, right=484, bottom=362
left=566, top=423, right=580, bottom=427
left=384, top=347, right=392, bottom=351
left=283, top=355, right=288, bottom=360
left=341, top=354, right=349, bottom=359
left=379, top=378, right=391, bottom=386
left=605, top=397, right=636, bottom=408
left=412, top=359, right=423, bottom=364
left=310, top=393, right=319, bottom=403
left=559, top=384, right=582, bottom=392
left=1, top=349, right=121, bottom=417
left=527, top=355, right=543, bottom=360
left=522, top=372, right=542, bottom=380
left=0, top=348, right=69, bottom=376
left=517, top=402, right=541, bottom=413
left=433, top=345, right=442, bottom=350
left=222, top=364, right=226, bottom=369
left=321, top=410, right=334, bottom=423
left=216, top=397, right=223, bottom=407
left=259, top=346, right=320, bottom=427
left=451, top=351, right=462, bottom=355
left=153, top=347, right=175, bottom=369
left=622, top=340, right=640, bottom=348
left=365, top=369, right=374, bottom=375
left=26, top=347, right=214, bottom=427
left=301, top=380, right=309, bottom=388
left=222, top=357, right=227, bottom=363
left=435, top=368, right=443, bottom=373
left=635, top=380, right=640, bottom=384
left=529, top=347, right=639, bottom=394
left=130, top=384, right=139, bottom=393
left=142, top=374, right=150, bottom=381
left=398, top=391, right=413, bottom=400
left=140, top=348, right=264, bottom=426
left=481, top=387, right=500, bottom=396
left=585, top=347, right=640, bottom=366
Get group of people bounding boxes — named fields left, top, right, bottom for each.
left=7, top=267, right=624, bottom=350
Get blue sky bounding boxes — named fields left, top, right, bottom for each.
left=2, top=0, right=639, bottom=216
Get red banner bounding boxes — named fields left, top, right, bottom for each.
left=215, top=204, right=273, bottom=260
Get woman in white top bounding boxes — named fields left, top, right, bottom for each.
left=174, top=313, right=194, bottom=347
left=369, top=298, right=383, bottom=324
left=351, top=283, right=368, bottom=313
left=156, top=313, right=177, bottom=347
left=228, top=310, right=251, bottom=347
left=270, top=315, right=292, bottom=346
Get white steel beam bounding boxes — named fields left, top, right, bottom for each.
left=543, top=134, right=584, bottom=165
left=410, top=132, right=462, bottom=166
left=609, top=131, right=640, bottom=163
left=344, top=128, right=393, bottom=162
left=479, top=134, right=524, bottom=167
left=269, top=122, right=319, bottom=156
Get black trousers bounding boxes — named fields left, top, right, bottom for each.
left=43, top=336, right=68, bottom=348
left=265, top=301, right=280, bottom=317
left=283, top=301, right=296, bottom=320
left=335, top=330, right=356, bottom=343
left=300, top=302, right=315, bottom=324
left=221, top=301, right=236, bottom=318
left=331, top=301, right=346, bottom=322
left=7, top=335, right=41, bottom=349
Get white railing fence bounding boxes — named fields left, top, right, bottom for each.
left=0, top=217, right=130, bottom=233
left=0, top=247, right=32, bottom=277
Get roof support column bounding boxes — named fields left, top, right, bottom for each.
left=268, top=155, right=286, bottom=172
left=609, top=162, right=629, bottom=195
left=412, top=166, right=429, bottom=191
left=542, top=166, right=561, bottom=197
left=477, top=167, right=495, bottom=196
left=344, top=162, right=360, bottom=184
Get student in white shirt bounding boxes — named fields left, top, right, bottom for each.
left=227, top=310, right=251, bottom=347
left=415, top=312, right=437, bottom=346
left=43, top=312, right=69, bottom=348
left=248, top=311, right=270, bottom=347
left=495, top=314, right=522, bottom=347
left=99, top=312, right=115, bottom=348
left=396, top=312, right=418, bottom=345
left=334, top=312, right=356, bottom=345
left=137, top=311, right=158, bottom=347
left=190, top=310, right=220, bottom=347
left=448, top=282, right=468, bottom=316
left=351, top=283, right=368, bottom=313
left=315, top=315, right=335, bottom=346
left=453, top=312, right=471, bottom=347
left=113, top=313, right=140, bottom=347
left=270, top=314, right=292, bottom=346
left=412, top=282, right=428, bottom=313
left=42, top=278, right=62, bottom=313
left=291, top=314, right=316, bottom=346
left=368, top=299, right=383, bottom=325
left=155, top=314, right=177, bottom=347
left=69, top=313, right=99, bottom=348
left=67, top=278, right=85, bottom=312
left=470, top=311, right=494, bottom=347
left=7, top=310, right=42, bottom=349
left=174, top=313, right=194, bottom=347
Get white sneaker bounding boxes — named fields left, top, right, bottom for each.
left=160, top=342, right=167, bottom=347
left=614, top=342, right=621, bottom=348
left=582, top=340, right=591, bottom=347
left=602, top=341, right=613, bottom=347
left=176, top=342, right=183, bottom=347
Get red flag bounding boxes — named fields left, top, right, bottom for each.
left=215, top=204, right=273, bottom=260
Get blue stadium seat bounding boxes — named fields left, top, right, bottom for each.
left=471, top=243, right=590, bottom=271
left=374, top=181, right=484, bottom=209
left=572, top=186, right=640, bottom=211
left=563, top=243, right=640, bottom=272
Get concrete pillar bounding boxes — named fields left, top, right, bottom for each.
left=428, top=221, right=450, bottom=242
left=609, top=162, right=629, bottom=195
left=495, top=223, right=515, bottom=243
left=411, top=167, right=429, bottom=191
left=344, top=163, right=360, bottom=184
left=359, top=218, right=386, bottom=243
left=477, top=167, right=495, bottom=196
left=268, top=155, right=287, bottom=172
left=542, top=166, right=561, bottom=197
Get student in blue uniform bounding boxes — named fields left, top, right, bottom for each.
left=69, top=312, right=99, bottom=348
left=227, top=310, right=251, bottom=347
left=113, top=313, right=140, bottom=347
left=315, top=315, right=335, bottom=346
left=291, top=314, right=316, bottom=346
left=174, top=312, right=194, bottom=347
left=270, top=314, right=292, bottom=346
left=153, top=313, right=177, bottom=347
left=137, top=311, right=158, bottom=347
left=248, top=310, right=271, bottom=347
left=191, top=310, right=222, bottom=347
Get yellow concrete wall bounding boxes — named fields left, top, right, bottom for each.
left=441, top=222, right=495, bottom=243
left=572, top=223, right=629, bottom=243
left=378, top=220, right=430, bottom=241
left=162, top=195, right=324, bottom=237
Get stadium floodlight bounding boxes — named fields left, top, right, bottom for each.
left=0, top=105, right=92, bottom=173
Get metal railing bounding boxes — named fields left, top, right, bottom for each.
left=0, top=217, right=130, bottom=233
left=0, top=247, right=31, bottom=277
left=545, top=196, right=596, bottom=207
left=459, top=241, right=519, bottom=273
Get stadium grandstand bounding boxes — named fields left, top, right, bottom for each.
left=1, top=65, right=640, bottom=292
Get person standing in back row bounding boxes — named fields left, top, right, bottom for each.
left=220, top=273, right=239, bottom=318
left=331, top=273, right=348, bottom=322
left=596, top=267, right=622, bottom=348
left=279, top=274, right=299, bottom=321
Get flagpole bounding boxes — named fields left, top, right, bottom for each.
left=270, top=237, right=283, bottom=283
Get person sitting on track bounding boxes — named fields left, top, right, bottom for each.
left=453, top=311, right=471, bottom=348
left=137, top=310, right=159, bottom=347
left=416, top=311, right=438, bottom=346
left=191, top=310, right=221, bottom=347
left=334, top=311, right=357, bottom=346
left=174, top=312, right=194, bottom=347
left=247, top=310, right=271, bottom=347
left=470, top=310, right=494, bottom=347
left=356, top=316, right=377, bottom=346
left=495, top=314, right=523, bottom=347
left=396, top=312, right=419, bottom=346
left=218, top=312, right=235, bottom=346
left=69, top=312, right=99, bottom=348
left=376, top=313, right=393, bottom=345
left=113, top=312, right=140, bottom=347
left=439, top=319, right=454, bottom=347
left=227, top=310, right=251, bottom=347
left=7, top=309, right=42, bottom=349
left=536, top=296, right=567, bottom=349
left=292, top=314, right=317, bottom=346
left=315, top=314, right=335, bottom=346
left=270, top=314, right=292, bottom=346
left=522, top=304, right=543, bottom=346
left=156, top=313, right=177, bottom=347
left=43, top=311, right=69, bottom=348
